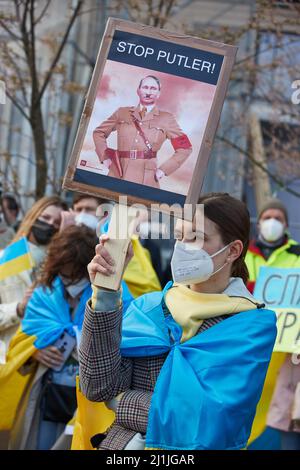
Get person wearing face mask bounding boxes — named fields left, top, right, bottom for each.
left=246, top=199, right=300, bottom=450
left=71, top=192, right=161, bottom=298
left=76, top=192, right=276, bottom=450
left=246, top=198, right=300, bottom=294
left=0, top=196, right=67, bottom=367
left=0, top=226, right=100, bottom=449
left=1, top=193, right=20, bottom=231
left=72, top=193, right=102, bottom=231
left=0, top=225, right=134, bottom=450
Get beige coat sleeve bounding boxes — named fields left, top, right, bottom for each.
left=93, top=110, right=119, bottom=162
left=0, top=301, right=20, bottom=331
left=159, top=114, right=192, bottom=176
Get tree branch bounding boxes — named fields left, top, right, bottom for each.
left=235, top=36, right=300, bottom=68
left=2, top=44, right=30, bottom=108
left=13, top=0, right=21, bottom=22
left=37, top=0, right=83, bottom=104
left=21, top=0, right=30, bottom=34
left=19, top=0, right=31, bottom=69
left=33, top=0, right=51, bottom=25
left=29, top=0, right=40, bottom=104
left=165, top=0, right=176, bottom=19
left=67, top=39, right=95, bottom=68
left=5, top=88, right=31, bottom=121
left=216, top=135, right=300, bottom=198
left=152, top=0, right=164, bottom=27
left=0, top=19, right=22, bottom=41
left=2, top=152, right=37, bottom=166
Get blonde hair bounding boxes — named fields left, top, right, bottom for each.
left=12, top=196, right=67, bottom=243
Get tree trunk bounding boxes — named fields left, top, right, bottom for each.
left=31, top=104, right=47, bottom=199
left=249, top=112, right=272, bottom=212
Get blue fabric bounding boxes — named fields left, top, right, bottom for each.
left=0, top=236, right=29, bottom=264
left=22, top=277, right=92, bottom=349
left=37, top=417, right=65, bottom=450
left=121, top=280, right=133, bottom=312
left=23, top=277, right=133, bottom=349
left=120, top=285, right=277, bottom=450
left=248, top=426, right=281, bottom=450
left=100, top=220, right=109, bottom=234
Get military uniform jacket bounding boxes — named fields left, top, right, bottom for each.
left=93, top=106, right=192, bottom=187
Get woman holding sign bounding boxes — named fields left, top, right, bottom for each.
left=79, top=192, right=277, bottom=450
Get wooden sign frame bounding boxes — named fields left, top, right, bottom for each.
left=63, top=17, right=237, bottom=219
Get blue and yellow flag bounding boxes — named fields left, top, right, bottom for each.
left=0, top=276, right=133, bottom=435
left=0, top=237, right=34, bottom=281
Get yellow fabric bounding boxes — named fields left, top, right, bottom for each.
left=0, top=328, right=36, bottom=430
left=72, top=239, right=161, bottom=450
left=91, top=286, right=98, bottom=311
left=247, top=351, right=286, bottom=445
left=0, top=253, right=33, bottom=281
left=245, top=240, right=298, bottom=446
left=246, top=239, right=300, bottom=282
left=71, top=377, right=115, bottom=450
left=165, top=284, right=258, bottom=343
left=123, top=238, right=161, bottom=297
left=73, top=281, right=260, bottom=449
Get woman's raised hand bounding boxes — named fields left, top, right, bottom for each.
left=87, top=234, right=133, bottom=284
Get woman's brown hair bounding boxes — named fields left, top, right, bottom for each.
left=198, top=192, right=250, bottom=284
left=38, top=225, right=98, bottom=288
left=12, top=196, right=68, bottom=243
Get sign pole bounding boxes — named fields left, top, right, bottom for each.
left=93, top=203, right=138, bottom=291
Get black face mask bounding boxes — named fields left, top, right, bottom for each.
left=31, top=219, right=57, bottom=245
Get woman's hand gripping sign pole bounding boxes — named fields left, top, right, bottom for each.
left=90, top=204, right=138, bottom=291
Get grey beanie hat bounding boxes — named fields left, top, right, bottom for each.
left=258, top=198, right=288, bottom=224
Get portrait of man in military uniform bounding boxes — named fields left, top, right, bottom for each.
left=93, top=75, right=193, bottom=189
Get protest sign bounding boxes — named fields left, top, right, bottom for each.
left=63, top=17, right=237, bottom=218
left=254, top=267, right=300, bottom=354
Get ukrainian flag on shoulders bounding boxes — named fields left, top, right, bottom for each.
left=0, top=237, right=34, bottom=281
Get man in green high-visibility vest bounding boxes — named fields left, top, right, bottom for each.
left=246, top=198, right=300, bottom=294
left=246, top=197, right=300, bottom=451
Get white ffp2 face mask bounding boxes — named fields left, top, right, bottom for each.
left=259, top=218, right=285, bottom=242
left=170, top=240, right=230, bottom=285
left=75, top=212, right=99, bottom=231
left=60, top=276, right=89, bottom=298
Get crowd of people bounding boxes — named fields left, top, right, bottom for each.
left=0, top=191, right=299, bottom=450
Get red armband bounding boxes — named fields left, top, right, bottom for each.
left=171, top=134, right=192, bottom=150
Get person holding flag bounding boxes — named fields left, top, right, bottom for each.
left=0, top=196, right=68, bottom=368
left=0, top=224, right=133, bottom=450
